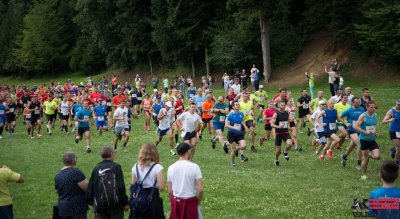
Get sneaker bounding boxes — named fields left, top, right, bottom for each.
left=31, top=136, right=35, bottom=139
left=143, top=125, right=147, bottom=131
left=341, top=154, right=347, bottom=167
left=259, top=137, right=265, bottom=146
left=0, top=135, right=3, bottom=139
left=311, top=137, right=318, bottom=147
left=283, top=151, right=289, bottom=161
left=391, top=147, right=396, bottom=159
left=355, top=164, right=361, bottom=170
left=231, top=163, right=237, bottom=166
left=361, top=175, right=367, bottom=180
left=297, top=147, right=303, bottom=152
left=66, top=132, right=70, bottom=135
left=75, top=136, right=79, bottom=144
left=306, top=128, right=311, bottom=136
left=223, top=141, right=229, bottom=154
left=327, top=149, right=333, bottom=158
left=241, top=157, right=248, bottom=162
left=274, top=160, right=280, bottom=166
left=211, top=138, right=216, bottom=149
left=123, top=147, right=128, bottom=153
left=299, top=131, right=304, bottom=134
left=319, top=155, right=325, bottom=160
left=86, top=147, right=92, bottom=153
left=170, top=150, right=177, bottom=156
left=251, top=145, right=257, bottom=153
left=37, top=133, right=42, bottom=138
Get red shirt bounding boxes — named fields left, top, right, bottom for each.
left=16, top=91, right=23, bottom=99
left=90, top=91, right=101, bottom=103
left=175, top=99, right=184, bottom=115
left=41, top=93, right=48, bottom=102
left=111, top=95, right=126, bottom=106
left=264, top=108, right=275, bottom=124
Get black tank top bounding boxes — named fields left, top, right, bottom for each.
left=275, top=110, right=289, bottom=134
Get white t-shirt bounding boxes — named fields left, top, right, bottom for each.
left=132, top=163, right=163, bottom=189
left=114, top=107, right=129, bottom=127
left=347, top=94, right=354, bottom=105
left=167, top=160, right=202, bottom=198
left=159, top=108, right=173, bottom=130
left=311, top=108, right=324, bottom=132
left=327, top=71, right=337, bottom=84
left=329, top=95, right=341, bottom=104
left=178, top=112, right=202, bottom=134
left=230, top=84, right=241, bottom=95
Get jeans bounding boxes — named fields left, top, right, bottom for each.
left=334, top=84, right=339, bottom=95
left=329, top=83, right=335, bottom=96
left=164, top=87, right=168, bottom=94
left=0, top=204, right=13, bottom=219
left=254, top=80, right=260, bottom=91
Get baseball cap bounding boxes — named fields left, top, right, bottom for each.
left=319, top=100, right=326, bottom=105
left=165, top=101, right=172, bottom=108
left=259, top=85, right=264, bottom=89
left=177, top=142, right=192, bottom=156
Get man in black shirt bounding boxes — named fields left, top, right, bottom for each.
left=28, top=95, right=42, bottom=139
left=271, top=102, right=294, bottom=166
left=297, top=89, right=312, bottom=135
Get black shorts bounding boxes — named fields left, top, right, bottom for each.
left=61, top=115, right=70, bottom=121
left=30, top=116, right=41, bottom=125
left=58, top=112, right=63, bottom=119
left=6, top=114, right=16, bottom=123
left=46, top=114, right=56, bottom=123
left=289, top=121, right=295, bottom=128
left=258, top=104, right=265, bottom=109
left=360, top=139, right=379, bottom=151
left=183, top=131, right=197, bottom=141
left=264, top=124, right=272, bottom=131
left=390, top=132, right=400, bottom=140
left=324, top=130, right=337, bottom=138
left=78, top=126, right=90, bottom=136
left=245, top=120, right=255, bottom=128
left=299, top=110, right=310, bottom=119
left=348, top=130, right=359, bottom=136
left=275, top=133, right=291, bottom=146
left=106, top=106, right=112, bottom=113
left=202, top=118, right=212, bottom=124
left=227, top=132, right=245, bottom=144
left=137, top=100, right=142, bottom=105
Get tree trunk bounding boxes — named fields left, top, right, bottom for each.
left=191, top=55, right=195, bottom=78
left=205, top=45, right=210, bottom=75
left=149, top=54, right=153, bottom=76
left=260, top=16, right=271, bottom=83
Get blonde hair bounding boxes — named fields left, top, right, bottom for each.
left=138, top=144, right=160, bottom=167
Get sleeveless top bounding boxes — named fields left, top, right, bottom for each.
left=359, top=112, right=377, bottom=141
left=323, top=109, right=338, bottom=133
left=275, top=110, right=289, bottom=134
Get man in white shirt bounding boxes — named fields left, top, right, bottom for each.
left=176, top=103, right=204, bottom=147
left=230, top=78, right=241, bottom=95
left=168, top=142, right=203, bottom=219
left=325, top=65, right=337, bottom=96
left=113, top=100, right=130, bottom=152
left=344, top=87, right=354, bottom=105
left=155, top=101, right=177, bottom=156
left=329, top=89, right=343, bottom=104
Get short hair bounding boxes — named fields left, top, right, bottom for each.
left=367, top=100, right=376, bottom=108
left=380, top=160, right=399, bottom=183
left=362, top=88, right=369, bottom=93
left=63, top=152, right=76, bottom=165
left=101, top=146, right=114, bottom=159
left=351, top=96, right=360, bottom=103
left=279, top=88, right=287, bottom=93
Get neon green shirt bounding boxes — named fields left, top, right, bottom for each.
left=43, top=100, right=58, bottom=115
left=254, top=90, right=268, bottom=103
left=0, top=168, right=21, bottom=206
left=239, top=100, right=254, bottom=122
left=334, top=102, right=350, bottom=123
left=310, top=97, right=327, bottom=112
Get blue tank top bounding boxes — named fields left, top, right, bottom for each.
left=390, top=108, right=400, bottom=132
left=323, top=108, right=338, bottom=132
left=188, top=88, right=196, bottom=99
left=154, top=102, right=163, bottom=115
left=359, top=112, right=377, bottom=141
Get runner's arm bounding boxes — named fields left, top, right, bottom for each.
left=382, top=109, right=394, bottom=124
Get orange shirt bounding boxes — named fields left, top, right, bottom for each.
left=202, top=100, right=215, bottom=119
left=111, top=95, right=126, bottom=106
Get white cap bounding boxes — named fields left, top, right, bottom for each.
left=153, top=89, right=158, bottom=92
left=318, top=100, right=326, bottom=105
left=259, top=85, right=264, bottom=89
left=165, top=101, right=172, bottom=108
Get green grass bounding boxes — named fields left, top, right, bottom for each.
left=1, top=77, right=400, bottom=219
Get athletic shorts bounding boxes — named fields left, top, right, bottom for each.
left=106, top=106, right=112, bottom=113
left=96, top=120, right=107, bottom=127
left=324, top=130, right=337, bottom=138
left=137, top=100, right=142, bottom=105
left=264, top=124, right=272, bottom=131
left=58, top=112, right=63, bottom=119
left=131, top=99, right=137, bottom=106
left=202, top=118, right=212, bottom=124
left=317, top=132, right=327, bottom=145
left=78, top=126, right=90, bottom=136
left=299, top=110, right=310, bottom=119
left=45, top=114, right=56, bottom=123
left=359, top=139, right=379, bottom=151
left=289, top=121, right=295, bottom=128
left=0, top=116, right=3, bottom=124
left=337, top=123, right=346, bottom=127
left=6, top=114, right=16, bottom=123
left=227, top=132, right=244, bottom=144
left=348, top=130, right=359, bottom=136
left=114, top=126, right=129, bottom=135
left=61, top=115, right=70, bottom=121
left=258, top=104, right=265, bottom=109
left=275, top=133, right=291, bottom=146
left=157, top=127, right=170, bottom=137
left=213, top=122, right=224, bottom=132
left=390, top=132, right=400, bottom=140
left=183, top=131, right=197, bottom=141
left=30, top=116, right=41, bottom=125
left=245, top=120, right=255, bottom=128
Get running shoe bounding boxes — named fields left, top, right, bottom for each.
left=319, top=155, right=325, bottom=160
left=175, top=143, right=179, bottom=149
left=251, top=145, right=257, bottom=153
left=37, top=133, right=42, bottom=138
left=0, top=135, right=3, bottom=139
left=75, top=136, right=79, bottom=144
left=259, top=137, right=265, bottom=145
left=306, top=128, right=311, bottom=136
left=231, top=163, right=237, bottom=166
left=86, top=147, right=92, bottom=153
left=355, top=164, right=361, bottom=170
left=241, top=157, right=248, bottom=162
left=199, top=133, right=203, bottom=140
left=327, top=149, right=333, bottom=158
left=391, top=147, right=396, bottom=159
left=341, top=154, right=347, bottom=167
left=311, top=137, right=318, bottom=147
left=211, top=138, right=216, bottom=149
left=274, top=160, right=280, bottom=166
left=361, top=175, right=367, bottom=180
left=223, top=141, right=229, bottom=154
left=31, top=136, right=35, bottom=139
left=283, top=152, right=289, bottom=161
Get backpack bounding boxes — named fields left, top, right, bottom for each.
left=129, top=163, right=157, bottom=214
left=94, top=164, right=120, bottom=210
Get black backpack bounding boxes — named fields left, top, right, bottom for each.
left=94, top=164, right=120, bottom=210
left=129, top=163, right=157, bottom=214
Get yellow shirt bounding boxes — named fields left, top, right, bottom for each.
left=43, top=100, right=58, bottom=115
left=0, top=168, right=21, bottom=206
left=239, top=100, right=254, bottom=122
left=254, top=90, right=268, bottom=103
left=334, top=102, right=350, bottom=123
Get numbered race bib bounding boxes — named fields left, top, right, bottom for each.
left=34, top=110, right=40, bottom=114
left=26, top=114, right=31, bottom=119
left=137, top=97, right=142, bottom=101
left=259, top=96, right=264, bottom=101
left=279, top=121, right=288, bottom=128
left=0, top=110, right=4, bottom=114
left=207, top=111, right=213, bottom=116
left=102, top=101, right=106, bottom=106
left=9, top=108, right=14, bottom=113
left=366, top=126, right=376, bottom=134
left=131, top=94, right=137, bottom=98
left=396, top=132, right=400, bottom=138
left=219, top=116, right=225, bottom=122
left=303, top=104, right=309, bottom=109
left=46, top=106, right=52, bottom=111
left=246, top=110, right=251, bottom=116
left=329, top=123, right=337, bottom=130
left=23, top=103, right=28, bottom=107
left=229, top=101, right=233, bottom=105
left=352, top=121, right=357, bottom=127
left=197, top=102, right=203, bottom=107
left=234, top=123, right=241, bottom=128
left=97, top=116, right=104, bottom=121
left=107, top=102, right=112, bottom=106
left=84, top=116, right=89, bottom=120
left=62, top=111, right=69, bottom=116
left=289, top=112, right=295, bottom=120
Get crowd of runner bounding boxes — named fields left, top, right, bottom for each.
left=0, top=63, right=400, bottom=181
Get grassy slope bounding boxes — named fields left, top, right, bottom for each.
left=1, top=73, right=399, bottom=218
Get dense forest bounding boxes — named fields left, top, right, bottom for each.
left=0, top=0, right=399, bottom=80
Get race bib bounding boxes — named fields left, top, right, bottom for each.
left=279, top=121, right=288, bottom=128
left=329, top=123, right=336, bottom=130
left=9, top=108, right=14, bottom=113
left=131, top=94, right=137, bottom=98
left=46, top=106, right=52, bottom=111
left=366, top=126, right=376, bottom=134
left=229, top=101, right=233, bottom=105
left=137, top=97, right=142, bottom=101
left=197, top=102, right=203, bottom=107
left=352, top=121, right=357, bottom=127
left=259, top=96, right=264, bottom=101
left=84, top=116, right=89, bottom=120
left=26, top=114, right=31, bottom=119
left=396, top=132, right=400, bottom=138
left=0, top=110, right=5, bottom=114
left=62, top=111, right=69, bottom=116
left=234, top=123, right=241, bottom=128
left=102, top=101, right=106, bottom=106
left=289, top=112, right=295, bottom=120
left=303, top=104, right=309, bottom=109
left=34, top=110, right=40, bottom=114
left=97, top=116, right=104, bottom=121
left=23, top=103, right=28, bottom=107
left=107, top=102, right=112, bottom=106
left=207, top=111, right=213, bottom=116
left=219, top=116, right=225, bottom=122
left=246, top=110, right=251, bottom=116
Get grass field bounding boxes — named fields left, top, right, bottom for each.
left=1, top=76, right=399, bottom=219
